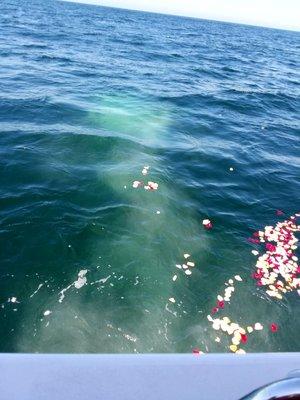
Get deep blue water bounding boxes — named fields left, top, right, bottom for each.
left=0, top=0, right=299, bottom=353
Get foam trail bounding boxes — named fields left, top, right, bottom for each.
left=29, top=283, right=44, bottom=298
left=58, top=270, right=88, bottom=303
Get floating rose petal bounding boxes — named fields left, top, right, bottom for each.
left=132, top=181, right=142, bottom=188
left=232, top=336, right=240, bottom=346
left=234, top=275, right=242, bottom=282
left=254, top=323, right=263, bottom=331
left=270, top=323, right=278, bottom=332
left=212, top=321, right=221, bottom=330
left=217, top=300, right=224, bottom=309
left=229, top=344, right=237, bottom=353
left=248, top=238, right=260, bottom=244
left=212, top=307, right=219, bottom=314
left=266, top=243, right=276, bottom=252
left=192, top=348, right=201, bottom=355
left=202, top=219, right=213, bottom=230
left=276, top=210, right=284, bottom=216
left=187, top=262, right=195, bottom=267
left=240, top=334, right=248, bottom=344
left=147, top=181, right=158, bottom=190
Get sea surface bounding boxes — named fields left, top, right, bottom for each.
left=0, top=0, right=299, bottom=353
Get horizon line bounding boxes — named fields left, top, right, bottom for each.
left=60, top=0, right=300, bottom=33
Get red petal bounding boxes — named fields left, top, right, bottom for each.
left=217, top=300, right=224, bottom=309
left=193, top=348, right=201, bottom=354
left=212, top=307, right=219, bottom=314
left=204, top=223, right=213, bottom=230
left=248, top=238, right=260, bottom=244
left=241, top=334, right=248, bottom=344
left=270, top=323, right=278, bottom=332
left=266, top=243, right=276, bottom=252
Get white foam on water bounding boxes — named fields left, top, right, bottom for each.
left=58, top=283, right=74, bottom=303
left=58, top=270, right=88, bottom=303
left=90, top=275, right=111, bottom=286
left=74, top=269, right=88, bottom=289
left=30, top=283, right=44, bottom=298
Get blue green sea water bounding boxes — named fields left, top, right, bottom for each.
left=0, top=0, right=299, bottom=353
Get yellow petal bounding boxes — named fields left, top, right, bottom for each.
left=229, top=345, right=237, bottom=353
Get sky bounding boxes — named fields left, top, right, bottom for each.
left=65, top=0, right=300, bottom=31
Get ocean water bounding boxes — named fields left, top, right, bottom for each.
left=0, top=0, right=299, bottom=353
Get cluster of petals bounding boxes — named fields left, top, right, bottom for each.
left=144, top=181, right=159, bottom=191
left=175, top=254, right=196, bottom=277
left=132, top=180, right=159, bottom=191
left=132, top=166, right=158, bottom=191
left=250, top=214, right=300, bottom=299
left=210, top=275, right=242, bottom=315
left=142, top=166, right=150, bottom=175
left=207, top=314, right=252, bottom=353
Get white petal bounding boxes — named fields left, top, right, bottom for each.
left=234, top=275, right=243, bottom=282
left=254, top=323, right=263, bottom=330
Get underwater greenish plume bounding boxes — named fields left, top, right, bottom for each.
left=0, top=0, right=299, bottom=353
